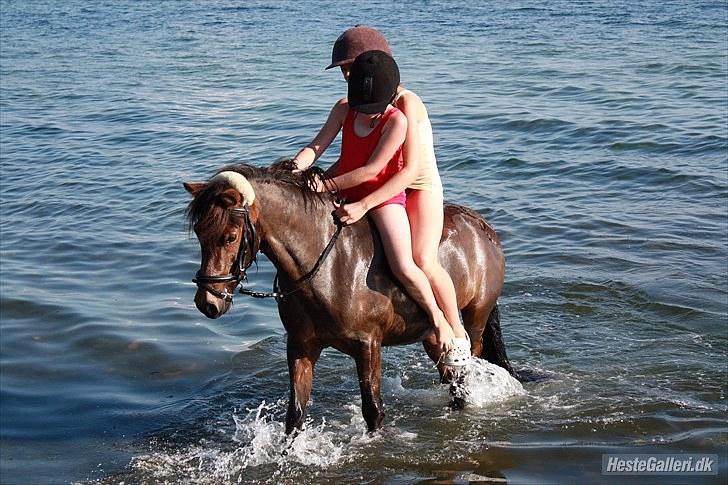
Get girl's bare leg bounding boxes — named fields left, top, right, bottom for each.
left=406, top=189, right=467, bottom=339
left=370, top=204, right=455, bottom=351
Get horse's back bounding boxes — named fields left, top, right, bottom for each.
left=291, top=203, right=505, bottom=348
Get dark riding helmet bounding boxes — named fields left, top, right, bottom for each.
left=326, top=25, right=392, bottom=70
left=347, top=50, right=400, bottom=114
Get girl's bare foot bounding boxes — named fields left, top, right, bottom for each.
left=451, top=320, right=468, bottom=339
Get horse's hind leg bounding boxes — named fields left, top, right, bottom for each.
left=463, top=303, right=515, bottom=377
left=285, top=338, right=322, bottom=434
left=353, top=339, right=384, bottom=431
left=482, top=304, right=515, bottom=376
left=460, top=303, right=488, bottom=357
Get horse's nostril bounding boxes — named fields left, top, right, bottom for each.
left=205, top=302, right=219, bottom=317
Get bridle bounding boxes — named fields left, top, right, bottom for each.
left=192, top=206, right=257, bottom=302
left=192, top=204, right=343, bottom=303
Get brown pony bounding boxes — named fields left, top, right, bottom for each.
left=184, top=162, right=514, bottom=433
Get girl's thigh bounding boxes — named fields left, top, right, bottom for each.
left=369, top=204, right=414, bottom=269
left=406, top=189, right=444, bottom=259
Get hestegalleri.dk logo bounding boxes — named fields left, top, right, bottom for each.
left=602, top=454, right=718, bottom=475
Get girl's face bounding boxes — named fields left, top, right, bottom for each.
left=340, top=63, right=352, bottom=81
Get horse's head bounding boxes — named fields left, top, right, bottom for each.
left=184, top=171, right=259, bottom=318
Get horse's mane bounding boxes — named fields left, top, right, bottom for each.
left=185, top=159, right=329, bottom=245
left=217, top=159, right=325, bottom=200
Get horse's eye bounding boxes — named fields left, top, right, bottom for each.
left=224, top=233, right=237, bottom=245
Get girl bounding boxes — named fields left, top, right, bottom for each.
left=294, top=27, right=470, bottom=365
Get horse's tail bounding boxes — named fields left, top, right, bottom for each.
left=481, top=304, right=517, bottom=379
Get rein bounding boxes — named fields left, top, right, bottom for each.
left=193, top=204, right=343, bottom=303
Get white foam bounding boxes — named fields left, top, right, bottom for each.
left=453, top=357, right=525, bottom=407
left=129, top=400, right=375, bottom=484
left=128, top=362, right=524, bottom=483
left=231, top=401, right=346, bottom=468
left=383, top=358, right=524, bottom=408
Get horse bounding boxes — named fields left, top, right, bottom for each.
left=184, top=162, right=514, bottom=433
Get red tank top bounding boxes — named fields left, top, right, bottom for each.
left=337, top=107, right=404, bottom=203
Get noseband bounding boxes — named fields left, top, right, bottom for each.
left=192, top=205, right=343, bottom=303
left=192, top=206, right=257, bottom=302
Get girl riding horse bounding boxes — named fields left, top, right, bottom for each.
left=292, top=48, right=470, bottom=366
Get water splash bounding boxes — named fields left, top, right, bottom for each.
left=129, top=400, right=376, bottom=484
left=452, top=358, right=525, bottom=406
left=127, top=364, right=523, bottom=483
left=230, top=401, right=346, bottom=468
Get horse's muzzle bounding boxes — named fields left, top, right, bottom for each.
left=195, top=288, right=231, bottom=319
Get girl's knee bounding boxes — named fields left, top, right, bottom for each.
left=390, top=261, right=421, bottom=284
left=413, top=253, right=438, bottom=275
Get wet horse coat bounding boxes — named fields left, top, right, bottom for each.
left=185, top=163, right=513, bottom=432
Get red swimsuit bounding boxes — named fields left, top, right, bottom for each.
left=336, top=107, right=407, bottom=209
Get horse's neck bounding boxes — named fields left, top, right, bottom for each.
left=253, top=181, right=334, bottom=281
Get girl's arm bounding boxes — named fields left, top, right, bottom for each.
left=293, top=98, right=348, bottom=171
left=324, top=158, right=340, bottom=178
left=335, top=95, right=420, bottom=225
left=327, top=110, right=407, bottom=192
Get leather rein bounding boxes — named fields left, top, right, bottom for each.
left=192, top=205, right=343, bottom=302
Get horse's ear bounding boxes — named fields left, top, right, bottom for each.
left=183, top=181, right=207, bottom=197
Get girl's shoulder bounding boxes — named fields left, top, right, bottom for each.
left=383, top=107, right=408, bottom=131
left=394, top=89, right=427, bottom=118
left=330, top=97, right=350, bottom=122
left=395, top=88, right=424, bottom=105
left=389, top=106, right=407, bottom=120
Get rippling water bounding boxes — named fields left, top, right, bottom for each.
left=1, top=1, right=726, bottom=484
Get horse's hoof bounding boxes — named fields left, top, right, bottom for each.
left=365, top=412, right=385, bottom=432
left=284, top=421, right=303, bottom=436
left=450, top=396, right=466, bottom=410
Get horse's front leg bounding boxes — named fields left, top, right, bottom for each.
left=354, top=338, right=384, bottom=431
left=286, top=338, right=322, bottom=434
left=423, top=333, right=452, bottom=384
left=423, top=333, right=469, bottom=408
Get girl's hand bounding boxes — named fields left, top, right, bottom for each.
left=312, top=172, right=328, bottom=192
left=334, top=201, right=369, bottom=226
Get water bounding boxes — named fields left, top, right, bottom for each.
left=1, top=1, right=726, bottom=483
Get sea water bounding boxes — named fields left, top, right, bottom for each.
left=1, top=1, right=726, bottom=483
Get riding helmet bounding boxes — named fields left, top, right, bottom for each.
left=347, top=50, right=400, bottom=114
left=326, top=25, right=392, bottom=70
